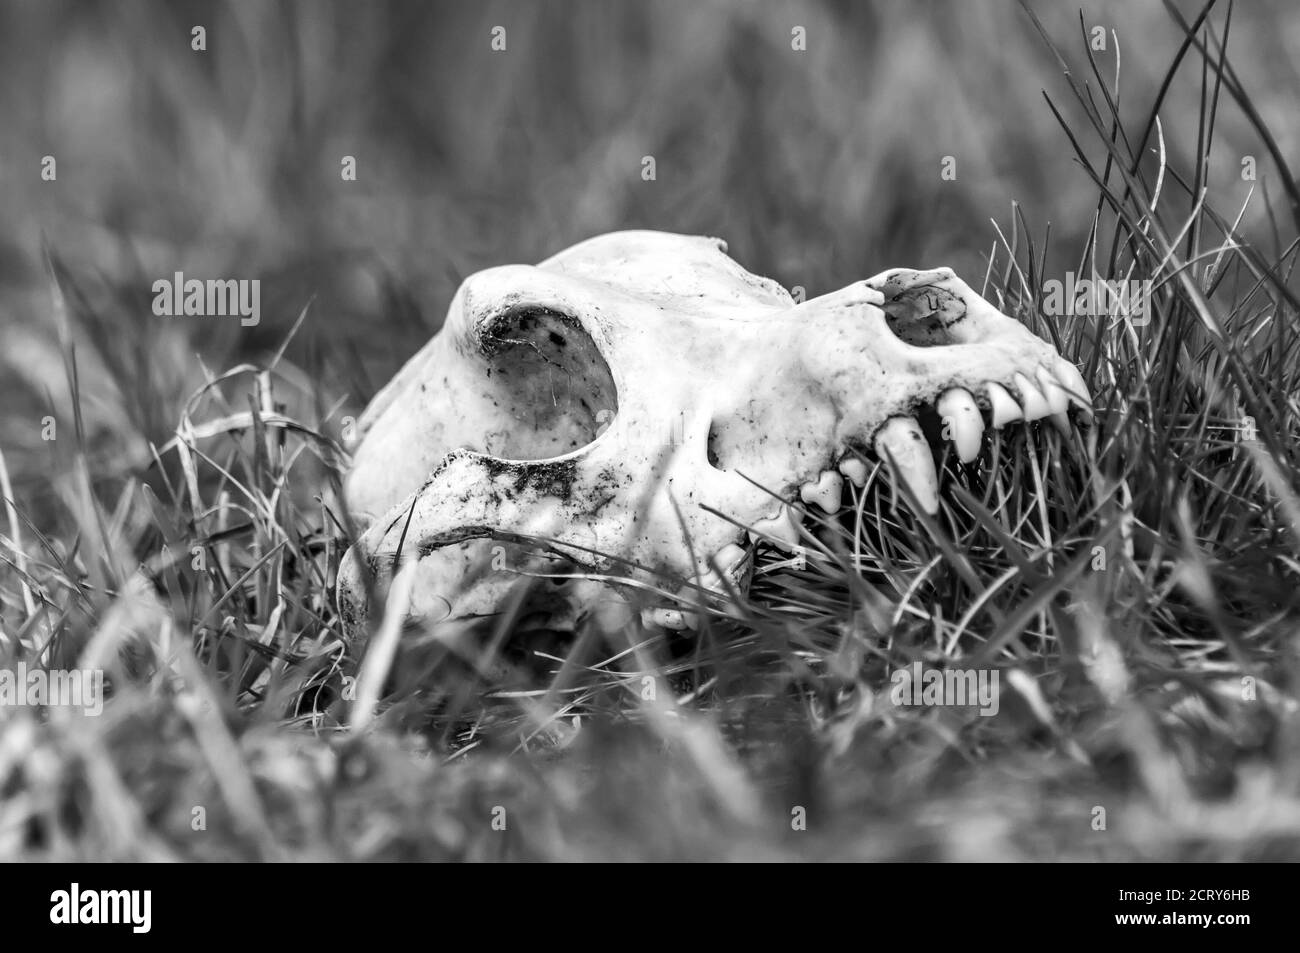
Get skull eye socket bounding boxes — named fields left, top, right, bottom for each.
left=477, top=305, right=617, bottom=459
left=879, top=283, right=968, bottom=347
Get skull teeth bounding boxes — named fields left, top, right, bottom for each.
left=711, top=542, right=750, bottom=577
left=936, top=387, right=984, bottom=463
left=642, top=543, right=752, bottom=632
left=800, top=470, right=844, bottom=513
left=1054, top=358, right=1093, bottom=420
left=1012, top=372, right=1052, bottom=421
left=687, top=542, right=749, bottom=594
left=805, top=370, right=1088, bottom=521
left=747, top=504, right=803, bottom=551
left=644, top=379, right=1092, bottom=630
left=642, top=607, right=690, bottom=630
left=1036, top=367, right=1070, bottom=417
left=1035, top=367, right=1071, bottom=435
left=986, top=381, right=1024, bottom=427
left=874, top=417, right=940, bottom=515
left=681, top=368, right=1089, bottom=585
left=837, top=456, right=870, bottom=487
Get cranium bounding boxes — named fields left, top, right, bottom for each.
left=337, top=231, right=1090, bottom=636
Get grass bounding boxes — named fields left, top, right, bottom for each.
left=2, top=0, right=1300, bottom=861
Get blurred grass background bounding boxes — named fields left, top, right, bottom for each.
left=2, top=0, right=1297, bottom=496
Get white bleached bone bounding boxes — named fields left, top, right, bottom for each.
left=936, top=388, right=984, bottom=463
left=337, top=232, right=1075, bottom=633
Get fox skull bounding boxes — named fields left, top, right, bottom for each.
left=337, top=231, right=1090, bottom=634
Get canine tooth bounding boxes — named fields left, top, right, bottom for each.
left=747, top=505, right=802, bottom=551
left=642, top=607, right=689, bottom=630
left=1012, top=372, right=1051, bottom=421
left=1036, top=368, right=1070, bottom=416
left=936, top=388, right=983, bottom=463
left=873, top=417, right=939, bottom=514
left=1036, top=368, right=1072, bottom=434
left=837, top=456, right=869, bottom=487
left=800, top=470, right=844, bottom=513
left=1054, top=359, right=1093, bottom=420
left=986, top=382, right=1022, bottom=428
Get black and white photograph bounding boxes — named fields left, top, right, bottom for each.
left=0, top=0, right=1294, bottom=907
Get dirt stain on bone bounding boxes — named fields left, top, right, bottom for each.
left=883, top=283, right=970, bottom=345
left=476, top=306, right=583, bottom=358
left=480, top=456, right=580, bottom=499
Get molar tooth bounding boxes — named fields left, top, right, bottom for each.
left=747, top=505, right=802, bottom=551
left=682, top=543, right=751, bottom=631
left=837, top=456, right=869, bottom=487
left=800, top=470, right=844, bottom=513
left=642, top=607, right=689, bottom=630
left=1012, top=372, right=1052, bottom=421
left=936, top=388, right=984, bottom=463
left=690, top=569, right=722, bottom=593
left=873, top=417, right=939, bottom=514
left=986, top=382, right=1023, bottom=428
left=678, top=581, right=711, bottom=630
left=712, top=543, right=749, bottom=577
left=1054, top=358, right=1093, bottom=420
left=679, top=580, right=718, bottom=631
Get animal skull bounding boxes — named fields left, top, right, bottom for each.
left=337, top=231, right=1089, bottom=635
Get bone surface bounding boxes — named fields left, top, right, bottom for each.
left=338, top=231, right=1085, bottom=633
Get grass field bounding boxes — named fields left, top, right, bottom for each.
left=2, top=0, right=1300, bottom=861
